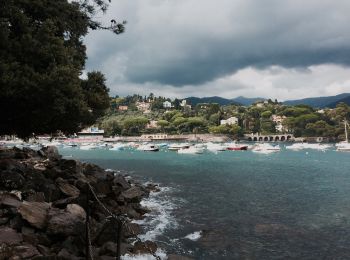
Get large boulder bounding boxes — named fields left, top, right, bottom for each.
left=40, top=146, right=61, bottom=161
left=18, top=201, right=50, bottom=229
left=120, top=187, right=145, bottom=202
left=47, top=204, right=86, bottom=236
left=57, top=179, right=80, bottom=197
left=132, top=240, right=157, bottom=255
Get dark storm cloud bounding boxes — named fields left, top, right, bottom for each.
left=85, top=0, right=350, bottom=87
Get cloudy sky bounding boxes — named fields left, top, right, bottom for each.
left=84, top=0, right=350, bottom=101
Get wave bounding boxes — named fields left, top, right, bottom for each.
left=133, top=185, right=177, bottom=242
left=184, top=231, right=202, bottom=241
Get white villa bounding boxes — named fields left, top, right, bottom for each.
left=220, top=117, right=239, bottom=126
left=163, top=101, right=172, bottom=108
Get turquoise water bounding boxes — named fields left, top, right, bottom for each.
left=59, top=147, right=350, bottom=259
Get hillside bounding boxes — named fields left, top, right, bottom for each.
left=327, top=96, right=350, bottom=108
left=185, top=96, right=240, bottom=106
left=283, top=93, right=350, bottom=108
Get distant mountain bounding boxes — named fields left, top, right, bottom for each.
left=185, top=96, right=265, bottom=106
left=231, top=96, right=266, bottom=106
left=326, top=95, right=350, bottom=108
left=184, top=93, right=350, bottom=108
left=283, top=93, right=350, bottom=108
left=185, top=96, right=240, bottom=106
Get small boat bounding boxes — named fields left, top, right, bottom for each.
left=168, top=143, right=190, bottom=151
left=336, top=119, right=350, bottom=152
left=178, top=146, right=204, bottom=154
left=79, top=143, right=98, bottom=150
left=205, top=142, right=227, bottom=152
left=137, top=144, right=159, bottom=152
left=227, top=145, right=248, bottom=151
left=252, top=143, right=280, bottom=153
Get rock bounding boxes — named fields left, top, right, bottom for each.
left=0, top=227, right=23, bottom=245
left=0, top=171, right=25, bottom=190
left=36, top=244, right=51, bottom=255
left=99, top=241, right=132, bottom=256
left=0, top=217, right=8, bottom=225
left=167, top=254, right=194, bottom=260
left=113, top=175, right=131, bottom=189
left=26, top=192, right=46, bottom=202
left=14, top=243, right=40, bottom=258
left=57, top=181, right=80, bottom=197
left=132, top=240, right=157, bottom=255
left=18, top=201, right=50, bottom=229
left=0, top=192, right=22, bottom=208
left=47, top=204, right=86, bottom=236
left=123, top=223, right=141, bottom=238
left=57, top=248, right=79, bottom=260
left=121, top=187, right=145, bottom=202
left=52, top=197, right=78, bottom=208
left=40, top=146, right=61, bottom=160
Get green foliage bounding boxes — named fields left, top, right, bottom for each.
left=0, top=0, right=120, bottom=138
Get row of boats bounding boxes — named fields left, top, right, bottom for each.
left=2, top=140, right=349, bottom=154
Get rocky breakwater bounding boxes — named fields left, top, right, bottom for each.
left=0, top=146, right=160, bottom=259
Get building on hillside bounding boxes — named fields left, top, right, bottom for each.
left=163, top=101, right=173, bottom=108
left=77, top=127, right=104, bottom=139
left=141, top=134, right=168, bottom=140
left=118, top=105, right=128, bottom=111
left=180, top=99, right=191, bottom=109
left=220, top=117, right=239, bottom=126
left=271, top=115, right=287, bottom=132
left=146, top=120, right=158, bottom=129
left=136, top=101, right=151, bottom=113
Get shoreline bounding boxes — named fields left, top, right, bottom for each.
left=0, top=146, right=171, bottom=259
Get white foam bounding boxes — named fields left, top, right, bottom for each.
left=185, top=231, right=202, bottom=241
left=122, top=249, right=167, bottom=260
left=133, top=185, right=177, bottom=242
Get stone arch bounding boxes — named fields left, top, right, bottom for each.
left=269, top=136, right=274, bottom=141
left=281, top=136, right=286, bottom=141
left=275, top=136, right=280, bottom=141
left=264, top=137, right=269, bottom=141
left=287, top=135, right=291, bottom=141
left=248, top=137, right=252, bottom=141
left=253, top=137, right=257, bottom=141
left=259, top=137, right=263, bottom=141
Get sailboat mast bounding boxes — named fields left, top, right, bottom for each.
left=345, top=119, right=349, bottom=143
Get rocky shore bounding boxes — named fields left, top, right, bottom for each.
left=0, top=146, right=161, bottom=259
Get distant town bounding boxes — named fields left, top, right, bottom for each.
left=83, top=93, right=350, bottom=142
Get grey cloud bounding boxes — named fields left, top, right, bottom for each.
left=85, top=0, right=350, bottom=87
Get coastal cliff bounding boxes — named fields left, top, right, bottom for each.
left=0, top=146, right=160, bottom=259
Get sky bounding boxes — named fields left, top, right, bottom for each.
left=84, top=0, right=350, bottom=101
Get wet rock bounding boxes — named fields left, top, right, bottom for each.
left=18, top=201, right=50, bottom=229
left=47, top=204, right=86, bottom=236
left=123, top=223, right=141, bottom=238
left=121, top=187, right=145, bottom=202
left=145, top=183, right=161, bottom=193
left=132, top=240, right=157, bottom=255
left=0, top=227, right=23, bottom=245
left=99, top=241, right=132, bottom=256
left=113, top=175, right=131, bottom=190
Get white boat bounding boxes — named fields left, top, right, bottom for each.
left=178, top=146, right=204, bottom=154
left=286, top=143, right=331, bottom=151
left=252, top=143, right=280, bottom=154
left=205, top=142, right=228, bottom=152
left=168, top=143, right=190, bottom=151
left=79, top=143, right=98, bottom=150
left=137, top=144, right=159, bottom=152
left=337, top=119, right=350, bottom=152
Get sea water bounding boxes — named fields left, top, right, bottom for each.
left=59, top=146, right=350, bottom=259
